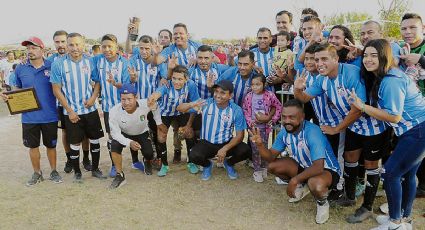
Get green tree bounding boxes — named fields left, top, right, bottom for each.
left=323, top=12, right=372, bottom=42
left=378, top=0, right=411, bottom=40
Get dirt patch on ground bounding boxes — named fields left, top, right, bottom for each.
left=0, top=103, right=423, bottom=230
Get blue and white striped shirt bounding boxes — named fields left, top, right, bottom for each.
left=304, top=71, right=343, bottom=127
left=50, top=54, right=99, bottom=115
left=305, top=63, right=387, bottom=136
left=219, top=67, right=256, bottom=106
left=189, top=63, right=229, bottom=99
left=378, top=68, right=425, bottom=136
left=250, top=47, right=274, bottom=77
left=200, top=98, right=247, bottom=144
left=130, top=54, right=161, bottom=99
left=272, top=121, right=341, bottom=176
left=156, top=79, right=200, bottom=116
left=93, top=54, right=130, bottom=112
left=160, top=40, right=201, bottom=67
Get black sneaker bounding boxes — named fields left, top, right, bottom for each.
left=83, top=159, right=92, bottom=171
left=346, top=206, right=373, bottom=223
left=144, top=160, right=153, bottom=175
left=92, top=168, right=107, bottom=179
left=153, top=158, right=162, bottom=171
left=173, top=150, right=181, bottom=163
left=64, top=160, right=73, bottom=173
left=109, top=173, right=126, bottom=189
left=332, top=195, right=356, bottom=207
left=73, top=172, right=83, bottom=183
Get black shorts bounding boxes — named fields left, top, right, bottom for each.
left=103, top=112, right=110, bottom=134
left=65, top=111, right=104, bottom=144
left=344, top=129, right=391, bottom=161
left=297, top=164, right=340, bottom=190
left=22, top=122, right=58, bottom=148
left=111, top=131, right=153, bottom=160
left=161, top=114, right=190, bottom=128
left=57, top=106, right=66, bottom=129
left=326, top=132, right=345, bottom=159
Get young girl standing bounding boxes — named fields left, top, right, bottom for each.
left=243, top=74, right=282, bottom=182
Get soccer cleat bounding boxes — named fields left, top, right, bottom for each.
left=288, top=184, right=310, bottom=203
left=26, top=172, right=44, bottom=186
left=201, top=160, right=213, bottom=181
left=92, top=168, right=107, bottom=179
left=253, top=171, right=264, bottom=183
left=109, top=165, right=117, bottom=178
left=49, top=170, right=63, bottom=184
left=157, top=164, right=169, bottom=177
left=152, top=158, right=162, bottom=171
left=346, top=206, right=373, bottom=223
left=187, top=163, right=199, bottom=174
left=315, top=201, right=330, bottom=224
left=64, top=160, right=73, bottom=173
left=144, top=160, right=153, bottom=175
left=223, top=160, right=238, bottom=180
left=109, top=173, right=126, bottom=189
left=73, top=172, right=83, bottom=183
left=82, top=159, right=92, bottom=171
left=131, top=161, right=145, bottom=172
left=327, top=189, right=344, bottom=202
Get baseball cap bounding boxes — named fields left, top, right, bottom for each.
left=119, top=83, right=137, bottom=95
left=21, top=37, right=45, bottom=49
left=212, top=80, right=234, bottom=93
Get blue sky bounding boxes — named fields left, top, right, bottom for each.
left=2, top=0, right=424, bottom=46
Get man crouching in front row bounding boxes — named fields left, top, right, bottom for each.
left=249, top=99, right=341, bottom=224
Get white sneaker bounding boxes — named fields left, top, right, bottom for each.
left=316, top=201, right=330, bottom=224
left=261, top=168, right=267, bottom=179
left=376, top=215, right=390, bottom=225
left=370, top=221, right=411, bottom=230
left=253, top=171, right=264, bottom=183
left=288, top=184, right=310, bottom=203
left=379, top=203, right=389, bottom=214
left=275, top=177, right=288, bottom=185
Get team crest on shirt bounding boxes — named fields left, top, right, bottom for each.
left=297, top=139, right=307, bottom=149
left=81, top=65, right=90, bottom=74
left=44, top=70, right=50, bottom=77
left=148, top=66, right=157, bottom=76
left=140, top=115, right=145, bottom=121
left=222, top=114, right=231, bottom=122
left=337, top=86, right=347, bottom=97
left=110, top=67, right=119, bottom=75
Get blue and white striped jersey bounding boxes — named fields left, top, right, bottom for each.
left=304, top=71, right=343, bottom=127
left=160, top=40, right=201, bottom=67
left=189, top=63, right=229, bottom=99
left=50, top=54, right=99, bottom=115
left=130, top=54, right=161, bottom=99
left=93, top=54, right=130, bottom=112
left=156, top=79, right=200, bottom=116
left=305, top=63, right=387, bottom=136
left=200, top=98, right=247, bottom=144
left=378, top=68, right=425, bottom=136
left=250, top=47, right=274, bottom=77
left=271, top=121, right=341, bottom=176
left=219, top=67, right=256, bottom=106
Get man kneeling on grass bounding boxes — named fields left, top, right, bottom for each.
left=108, top=84, right=162, bottom=189
left=249, top=99, right=341, bottom=224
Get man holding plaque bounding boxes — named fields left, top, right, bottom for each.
left=1, top=37, right=63, bottom=186
left=51, top=33, right=105, bottom=183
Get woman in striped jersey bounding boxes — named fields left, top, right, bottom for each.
left=350, top=39, right=425, bottom=230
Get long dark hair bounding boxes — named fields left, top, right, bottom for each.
left=330, top=25, right=354, bottom=63
left=360, top=39, right=395, bottom=106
